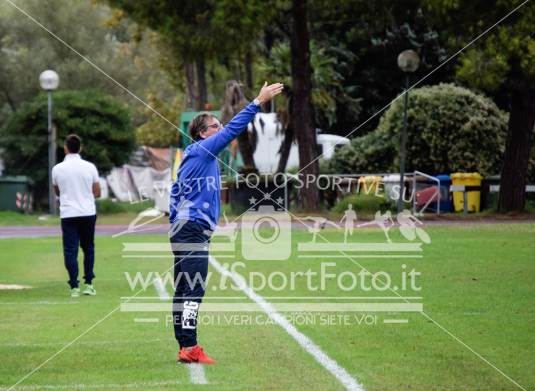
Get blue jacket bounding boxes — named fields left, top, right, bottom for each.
left=169, top=102, right=260, bottom=228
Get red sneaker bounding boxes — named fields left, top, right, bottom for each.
left=178, top=345, right=216, bottom=365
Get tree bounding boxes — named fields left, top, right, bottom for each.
left=106, top=0, right=273, bottom=110
left=309, top=0, right=449, bottom=136
left=107, top=0, right=327, bottom=196
left=290, top=0, right=319, bottom=209
left=220, top=80, right=257, bottom=172
left=327, top=84, right=509, bottom=177
left=106, top=0, right=210, bottom=110
left=256, top=0, right=446, bottom=206
left=136, top=93, right=182, bottom=147
left=257, top=39, right=362, bottom=172
left=425, top=0, right=535, bottom=212
left=0, top=0, right=178, bottom=128
left=0, top=90, right=135, bottom=206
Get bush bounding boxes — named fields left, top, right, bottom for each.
left=95, top=199, right=127, bottom=214
left=327, top=83, right=509, bottom=176
left=95, top=199, right=154, bottom=215
left=135, top=93, right=180, bottom=147
left=331, top=193, right=393, bottom=214
left=0, top=90, right=135, bottom=206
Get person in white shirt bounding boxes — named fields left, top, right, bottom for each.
left=52, top=134, right=101, bottom=297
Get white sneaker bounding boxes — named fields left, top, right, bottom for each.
left=70, top=288, right=80, bottom=298
left=83, top=284, right=96, bottom=296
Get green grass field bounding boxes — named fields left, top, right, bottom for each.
left=0, top=201, right=162, bottom=226
left=1, top=223, right=534, bottom=390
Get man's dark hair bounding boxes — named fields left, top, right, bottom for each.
left=65, top=134, right=81, bottom=153
left=189, top=112, right=218, bottom=141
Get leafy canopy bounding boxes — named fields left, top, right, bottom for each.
left=0, top=90, right=135, bottom=204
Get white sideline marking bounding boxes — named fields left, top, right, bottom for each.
left=0, top=301, right=79, bottom=305
left=152, top=277, right=209, bottom=385
left=186, top=364, right=208, bottom=385
left=383, top=319, right=408, bottom=324
left=134, top=318, right=159, bottom=323
left=153, top=276, right=171, bottom=300
left=0, top=284, right=32, bottom=290
left=209, top=256, right=365, bottom=391
left=0, top=380, right=181, bottom=390
left=298, top=255, right=422, bottom=258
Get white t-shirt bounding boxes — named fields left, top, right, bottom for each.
left=52, top=154, right=99, bottom=218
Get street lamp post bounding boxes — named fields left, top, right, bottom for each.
left=396, top=50, right=420, bottom=213
left=39, top=70, right=60, bottom=215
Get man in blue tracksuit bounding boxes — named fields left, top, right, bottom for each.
left=169, top=82, right=283, bottom=364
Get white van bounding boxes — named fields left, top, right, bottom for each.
left=251, top=113, right=350, bottom=173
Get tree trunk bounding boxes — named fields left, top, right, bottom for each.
left=277, top=122, right=294, bottom=173
left=221, top=80, right=257, bottom=173
left=196, top=59, right=207, bottom=110
left=498, top=85, right=535, bottom=212
left=290, top=0, right=319, bottom=210
left=184, top=63, right=196, bottom=110
left=237, top=130, right=257, bottom=173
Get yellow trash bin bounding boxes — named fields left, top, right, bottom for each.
left=451, top=173, right=483, bottom=212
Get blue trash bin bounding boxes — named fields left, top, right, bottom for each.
left=435, top=174, right=452, bottom=213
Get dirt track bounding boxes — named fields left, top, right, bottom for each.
left=1, top=218, right=534, bottom=239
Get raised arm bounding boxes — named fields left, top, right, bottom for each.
left=199, top=103, right=259, bottom=157
left=199, top=82, right=284, bottom=158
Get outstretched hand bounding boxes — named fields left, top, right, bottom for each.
left=256, top=82, right=284, bottom=104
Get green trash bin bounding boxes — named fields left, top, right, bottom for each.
left=0, top=176, right=32, bottom=212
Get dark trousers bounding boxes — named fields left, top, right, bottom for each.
left=170, top=220, right=211, bottom=348
left=60, top=215, right=97, bottom=288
